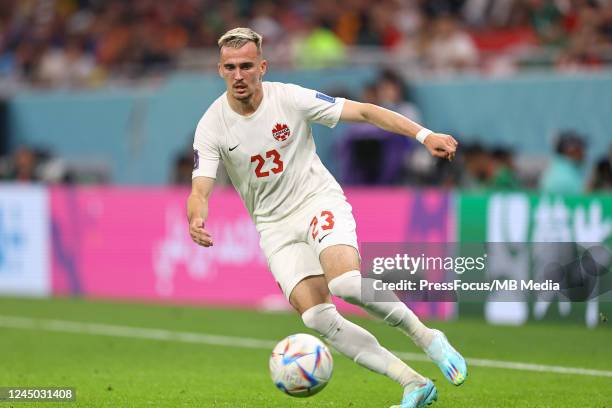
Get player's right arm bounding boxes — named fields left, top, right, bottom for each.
left=188, top=176, right=215, bottom=247
left=340, top=100, right=458, bottom=160
left=189, top=105, right=221, bottom=248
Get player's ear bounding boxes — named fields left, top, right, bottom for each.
left=217, top=62, right=223, bottom=78
left=260, top=59, right=267, bottom=77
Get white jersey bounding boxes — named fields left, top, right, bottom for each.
left=192, top=81, right=346, bottom=224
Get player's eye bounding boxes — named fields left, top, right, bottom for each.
left=224, top=65, right=235, bottom=70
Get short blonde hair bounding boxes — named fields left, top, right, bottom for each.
left=218, top=27, right=263, bottom=54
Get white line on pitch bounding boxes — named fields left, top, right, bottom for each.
left=0, top=315, right=610, bottom=378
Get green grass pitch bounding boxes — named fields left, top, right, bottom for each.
left=0, top=297, right=610, bottom=407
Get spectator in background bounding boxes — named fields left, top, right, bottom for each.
left=2, top=146, right=39, bottom=182
left=37, top=36, right=95, bottom=87
left=557, top=1, right=609, bottom=69
left=540, top=130, right=586, bottom=194
left=601, top=2, right=612, bottom=44
left=461, top=143, right=490, bottom=188
left=11, top=146, right=38, bottom=181
left=462, top=0, right=519, bottom=28
left=356, top=3, right=403, bottom=48
left=250, top=1, right=283, bottom=44
left=360, top=81, right=379, bottom=104
left=172, top=149, right=194, bottom=185
left=404, top=141, right=463, bottom=188
left=588, top=144, right=612, bottom=191
left=339, top=70, right=420, bottom=185
left=0, top=144, right=112, bottom=184
left=526, top=0, right=565, bottom=45
left=490, top=147, right=521, bottom=189
left=423, top=12, right=479, bottom=74
left=422, top=0, right=466, bottom=18
left=3, top=0, right=612, bottom=86
left=377, top=69, right=422, bottom=121
left=291, top=18, right=346, bottom=69
left=460, top=143, right=521, bottom=190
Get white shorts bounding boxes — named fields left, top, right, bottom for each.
left=257, top=192, right=359, bottom=300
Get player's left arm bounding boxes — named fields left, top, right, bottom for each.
left=339, top=100, right=458, bottom=160
left=187, top=176, right=215, bottom=247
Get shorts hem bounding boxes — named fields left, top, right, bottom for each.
left=315, top=236, right=359, bottom=258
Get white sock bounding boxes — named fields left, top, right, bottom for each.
left=302, top=303, right=424, bottom=387
left=328, top=270, right=434, bottom=349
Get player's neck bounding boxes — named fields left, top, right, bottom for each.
left=227, top=86, right=264, bottom=116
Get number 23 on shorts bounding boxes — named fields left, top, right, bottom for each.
left=309, top=210, right=335, bottom=241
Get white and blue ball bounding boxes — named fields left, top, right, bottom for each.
left=269, top=333, right=333, bottom=397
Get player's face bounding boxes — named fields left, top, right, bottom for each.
left=218, top=42, right=267, bottom=102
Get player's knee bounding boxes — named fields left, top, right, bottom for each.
left=328, top=270, right=363, bottom=305
left=301, top=303, right=342, bottom=338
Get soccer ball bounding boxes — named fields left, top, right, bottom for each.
left=269, top=333, right=333, bottom=397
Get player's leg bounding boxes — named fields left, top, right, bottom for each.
left=289, top=273, right=436, bottom=408
left=320, top=244, right=467, bottom=387
left=321, top=245, right=434, bottom=348
left=271, top=242, right=435, bottom=407
left=310, top=244, right=436, bottom=407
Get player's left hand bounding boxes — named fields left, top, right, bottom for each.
left=424, top=133, right=458, bottom=161
left=189, top=217, right=214, bottom=247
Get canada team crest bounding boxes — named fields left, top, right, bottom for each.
left=272, top=123, right=291, bottom=141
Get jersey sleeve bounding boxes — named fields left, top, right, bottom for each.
left=286, top=83, right=346, bottom=128
left=192, top=117, right=220, bottom=179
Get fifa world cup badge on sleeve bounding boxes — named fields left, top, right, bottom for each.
left=315, top=92, right=335, bottom=103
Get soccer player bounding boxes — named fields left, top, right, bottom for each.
left=188, top=27, right=466, bottom=408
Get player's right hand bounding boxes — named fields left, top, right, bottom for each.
left=189, top=217, right=214, bottom=247
left=424, top=133, right=458, bottom=161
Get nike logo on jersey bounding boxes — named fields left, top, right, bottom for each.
left=318, top=233, right=332, bottom=243
left=229, top=144, right=240, bottom=151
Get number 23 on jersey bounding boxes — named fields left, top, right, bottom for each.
left=250, top=149, right=284, bottom=178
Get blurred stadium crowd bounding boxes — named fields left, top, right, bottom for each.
left=0, top=0, right=611, bottom=192
left=1, top=0, right=612, bottom=87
